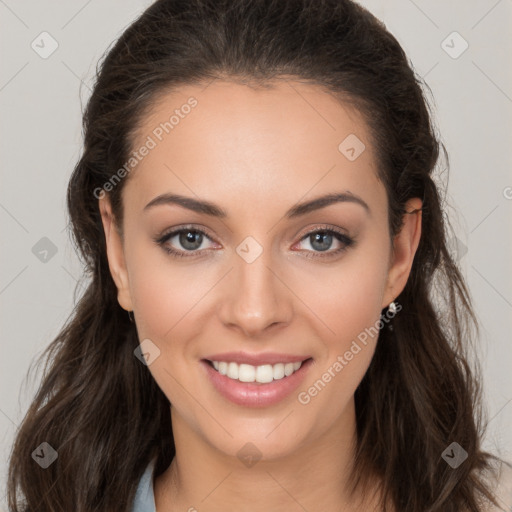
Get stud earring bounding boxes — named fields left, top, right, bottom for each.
left=388, top=301, right=398, bottom=315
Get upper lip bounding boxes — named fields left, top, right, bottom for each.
left=203, top=351, right=312, bottom=366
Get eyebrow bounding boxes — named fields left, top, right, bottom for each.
left=143, top=191, right=370, bottom=218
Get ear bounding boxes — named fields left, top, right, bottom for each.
left=98, top=194, right=134, bottom=312
left=381, top=197, right=423, bottom=308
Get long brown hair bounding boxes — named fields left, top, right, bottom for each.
left=7, top=0, right=502, bottom=510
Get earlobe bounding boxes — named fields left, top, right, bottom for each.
left=98, top=195, right=133, bottom=312
left=382, top=197, right=423, bottom=308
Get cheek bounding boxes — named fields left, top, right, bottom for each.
left=127, top=234, right=211, bottom=341
left=294, top=245, right=390, bottom=349
left=330, top=264, right=388, bottom=343
left=132, top=268, right=197, bottom=341
left=127, top=251, right=210, bottom=407
left=292, top=243, right=390, bottom=407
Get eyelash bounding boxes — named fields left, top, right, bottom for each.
left=154, top=224, right=355, bottom=260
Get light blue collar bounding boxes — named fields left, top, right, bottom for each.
left=131, top=457, right=157, bottom=512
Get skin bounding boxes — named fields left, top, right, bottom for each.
left=99, top=79, right=422, bottom=512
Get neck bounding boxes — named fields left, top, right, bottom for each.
left=154, top=399, right=383, bottom=512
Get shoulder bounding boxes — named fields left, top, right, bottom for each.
left=480, top=458, right=512, bottom=512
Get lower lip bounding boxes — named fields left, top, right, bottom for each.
left=201, top=358, right=313, bottom=408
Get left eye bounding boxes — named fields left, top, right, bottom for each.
left=292, top=228, right=355, bottom=258
left=293, top=228, right=354, bottom=257
left=155, top=226, right=354, bottom=258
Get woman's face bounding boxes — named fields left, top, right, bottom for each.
left=100, top=79, right=421, bottom=462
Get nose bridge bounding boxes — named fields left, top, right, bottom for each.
left=219, top=236, right=292, bottom=335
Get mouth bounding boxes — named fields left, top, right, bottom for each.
left=200, top=357, right=314, bottom=407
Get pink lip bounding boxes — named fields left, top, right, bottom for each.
left=200, top=358, right=314, bottom=408
left=203, top=351, right=311, bottom=366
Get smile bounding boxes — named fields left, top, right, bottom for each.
left=201, top=357, right=314, bottom=407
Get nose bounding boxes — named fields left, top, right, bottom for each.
left=217, top=245, right=293, bottom=338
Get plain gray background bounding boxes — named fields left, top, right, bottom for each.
left=1, top=1, right=511, bottom=509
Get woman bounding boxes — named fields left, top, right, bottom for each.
left=7, top=0, right=512, bottom=511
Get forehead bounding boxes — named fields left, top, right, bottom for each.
left=125, top=79, right=385, bottom=217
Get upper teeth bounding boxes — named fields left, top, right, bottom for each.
left=212, top=361, right=303, bottom=383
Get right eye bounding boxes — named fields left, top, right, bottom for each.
left=154, top=225, right=218, bottom=258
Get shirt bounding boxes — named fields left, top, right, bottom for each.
left=130, top=457, right=512, bottom=512
left=131, top=457, right=157, bottom=512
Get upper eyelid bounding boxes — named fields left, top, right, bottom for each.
left=156, top=225, right=216, bottom=243
left=295, top=223, right=351, bottom=239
